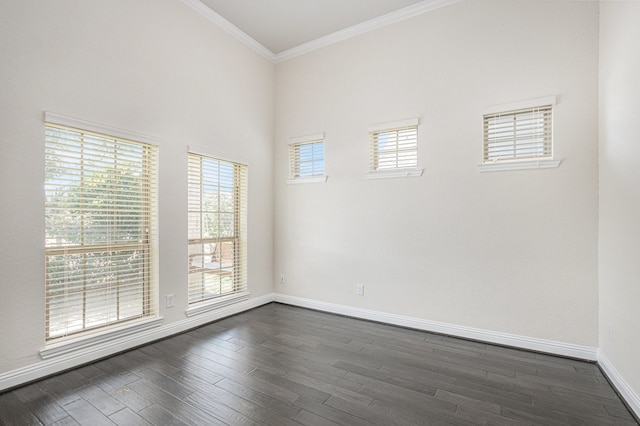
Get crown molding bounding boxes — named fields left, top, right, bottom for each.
left=178, top=0, right=276, bottom=62
left=180, top=0, right=462, bottom=64
left=274, top=0, right=463, bottom=62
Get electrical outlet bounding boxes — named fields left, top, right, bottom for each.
left=280, top=274, right=285, bottom=284
left=608, top=325, right=614, bottom=343
left=166, top=294, right=174, bottom=308
left=355, top=284, right=365, bottom=296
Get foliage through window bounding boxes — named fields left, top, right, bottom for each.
left=44, top=122, right=157, bottom=340
left=483, top=104, right=553, bottom=162
left=188, top=152, right=247, bottom=305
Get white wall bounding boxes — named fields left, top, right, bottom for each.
left=0, top=0, right=274, bottom=377
left=274, top=0, right=600, bottom=346
left=599, top=0, right=640, bottom=409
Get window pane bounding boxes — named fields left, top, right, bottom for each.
left=188, top=154, right=247, bottom=305
left=484, top=105, right=552, bottom=162
left=370, top=126, right=418, bottom=171
left=290, top=140, right=324, bottom=178
left=44, top=122, right=156, bottom=340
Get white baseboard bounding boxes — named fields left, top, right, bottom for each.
left=273, top=293, right=599, bottom=361
left=598, top=350, right=640, bottom=420
left=0, top=293, right=275, bottom=392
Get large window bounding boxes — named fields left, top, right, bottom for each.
left=44, top=119, right=158, bottom=341
left=188, top=152, right=247, bottom=305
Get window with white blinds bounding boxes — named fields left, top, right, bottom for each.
left=188, top=152, right=247, bottom=305
left=370, top=119, right=419, bottom=171
left=483, top=104, right=553, bottom=162
left=44, top=121, right=158, bottom=341
left=289, top=139, right=324, bottom=179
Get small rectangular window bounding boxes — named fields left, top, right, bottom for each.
left=483, top=104, right=553, bottom=163
left=45, top=117, right=158, bottom=341
left=368, top=118, right=422, bottom=179
left=287, top=133, right=327, bottom=184
left=188, top=152, right=247, bottom=305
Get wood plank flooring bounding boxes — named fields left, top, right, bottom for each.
left=0, top=303, right=637, bottom=425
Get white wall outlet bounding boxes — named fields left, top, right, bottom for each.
left=280, top=274, right=285, bottom=284
left=355, top=284, right=365, bottom=296
left=166, top=294, right=174, bottom=308
left=608, top=325, right=614, bottom=342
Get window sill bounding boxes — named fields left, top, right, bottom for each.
left=367, top=168, right=424, bottom=179
left=287, top=176, right=328, bottom=184
left=40, top=317, right=164, bottom=360
left=186, top=291, right=250, bottom=317
left=477, top=159, right=561, bottom=173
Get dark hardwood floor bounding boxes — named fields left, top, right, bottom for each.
left=0, top=303, right=637, bottom=425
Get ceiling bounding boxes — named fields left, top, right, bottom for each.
left=189, top=0, right=458, bottom=61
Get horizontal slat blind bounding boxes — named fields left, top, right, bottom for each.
left=483, top=105, right=553, bottom=162
left=289, top=140, right=324, bottom=178
left=370, top=125, right=418, bottom=171
left=188, top=153, right=247, bottom=304
left=44, top=123, right=158, bottom=340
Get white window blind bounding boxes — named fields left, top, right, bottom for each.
left=370, top=120, right=418, bottom=171
left=289, top=139, right=325, bottom=179
left=44, top=122, right=158, bottom=341
left=188, top=153, right=247, bottom=305
left=483, top=104, right=553, bottom=162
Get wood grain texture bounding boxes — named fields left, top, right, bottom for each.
left=0, top=303, right=636, bottom=425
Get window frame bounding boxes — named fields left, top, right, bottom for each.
left=287, top=133, right=327, bottom=184
left=478, top=96, right=561, bottom=172
left=187, top=147, right=249, bottom=316
left=367, top=118, right=423, bottom=179
left=43, top=112, right=159, bottom=343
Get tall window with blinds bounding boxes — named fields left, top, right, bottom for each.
left=188, top=153, right=247, bottom=305
left=370, top=121, right=418, bottom=171
left=483, top=104, right=553, bottom=162
left=44, top=122, right=158, bottom=341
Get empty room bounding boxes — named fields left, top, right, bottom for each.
left=0, top=0, right=639, bottom=424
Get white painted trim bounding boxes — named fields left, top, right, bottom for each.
left=598, top=350, right=640, bottom=420
left=367, top=168, right=424, bottom=179
left=179, top=0, right=461, bottom=63
left=273, top=294, right=598, bottom=361
left=477, top=159, right=561, bottom=173
left=44, top=112, right=161, bottom=146
left=188, top=145, right=249, bottom=166
left=185, top=291, right=250, bottom=317
left=483, top=95, right=557, bottom=116
left=177, top=0, right=276, bottom=62
left=289, top=133, right=325, bottom=145
left=369, top=118, right=420, bottom=133
left=275, top=0, right=463, bottom=62
left=40, top=317, right=164, bottom=360
left=287, top=176, right=328, bottom=185
left=0, top=294, right=274, bottom=392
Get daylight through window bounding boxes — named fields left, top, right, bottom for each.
left=289, top=137, right=325, bottom=179
left=188, top=152, right=247, bottom=305
left=370, top=121, right=418, bottom=171
left=44, top=122, right=158, bottom=340
left=483, top=104, right=553, bottom=162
